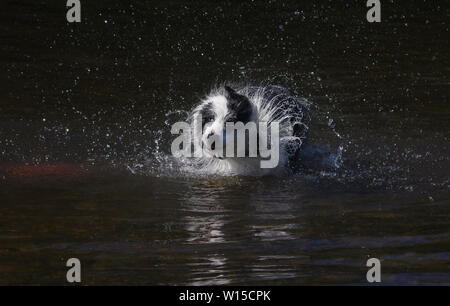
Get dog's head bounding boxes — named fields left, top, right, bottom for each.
left=193, top=86, right=256, bottom=158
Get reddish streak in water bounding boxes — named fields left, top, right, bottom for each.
left=3, top=163, right=88, bottom=179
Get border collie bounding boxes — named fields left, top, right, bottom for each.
left=187, top=84, right=310, bottom=175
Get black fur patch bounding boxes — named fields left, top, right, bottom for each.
left=199, top=102, right=214, bottom=128
left=224, top=86, right=252, bottom=123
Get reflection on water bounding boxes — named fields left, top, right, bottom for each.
left=0, top=0, right=449, bottom=285
left=188, top=255, right=230, bottom=286
left=185, top=217, right=226, bottom=244
left=183, top=185, right=227, bottom=245
left=180, top=181, right=302, bottom=285
left=252, top=224, right=296, bottom=241
left=0, top=172, right=449, bottom=285
left=181, top=182, right=230, bottom=285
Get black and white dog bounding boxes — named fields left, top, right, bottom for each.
left=188, top=84, right=310, bottom=175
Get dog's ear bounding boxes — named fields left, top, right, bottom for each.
left=224, top=86, right=250, bottom=112
left=224, top=86, right=238, bottom=98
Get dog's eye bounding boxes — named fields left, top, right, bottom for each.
left=202, top=117, right=214, bottom=126
left=226, top=115, right=237, bottom=122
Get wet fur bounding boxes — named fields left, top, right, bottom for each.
left=187, top=84, right=310, bottom=175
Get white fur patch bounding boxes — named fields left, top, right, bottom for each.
left=187, top=85, right=310, bottom=175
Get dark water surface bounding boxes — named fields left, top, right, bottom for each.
left=0, top=1, right=449, bottom=285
